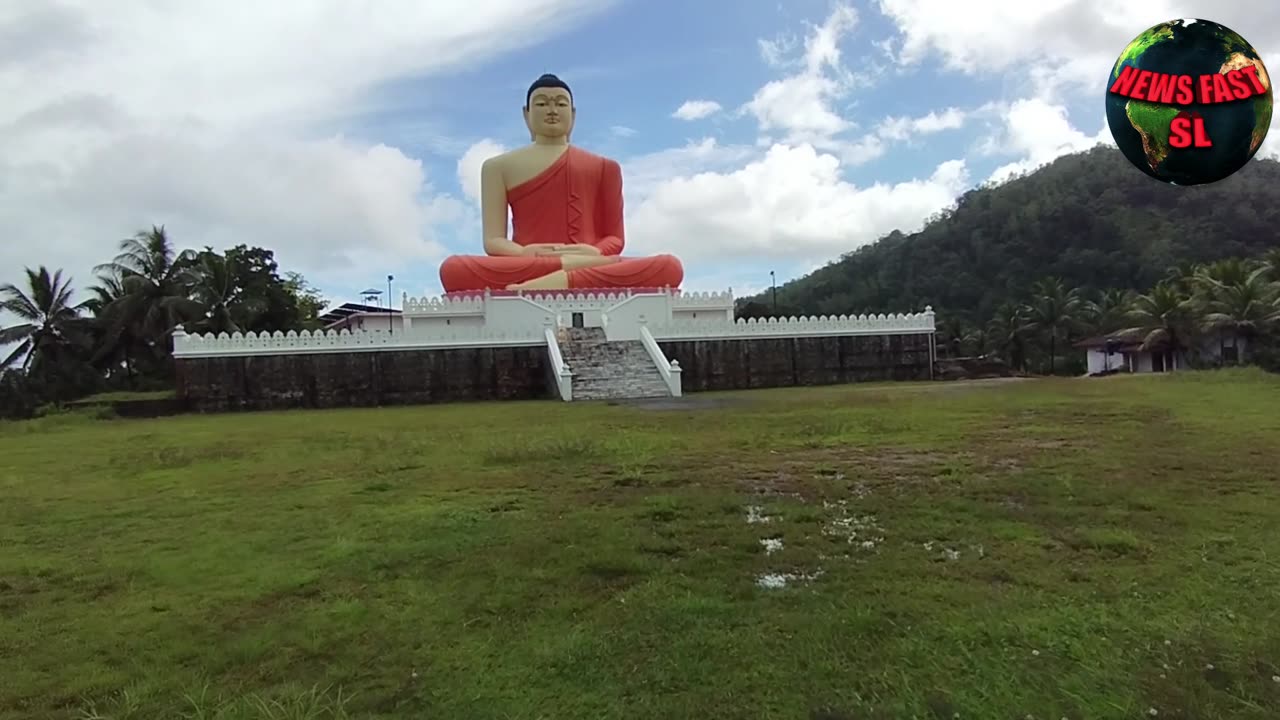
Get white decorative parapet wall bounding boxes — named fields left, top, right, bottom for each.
left=401, top=294, right=486, bottom=315
left=402, top=290, right=658, bottom=335
left=670, top=290, right=734, bottom=309
left=648, top=307, right=935, bottom=340
left=598, top=295, right=673, bottom=341
left=402, top=290, right=657, bottom=315
left=172, top=325, right=543, bottom=358
left=174, top=289, right=935, bottom=359
left=518, top=291, right=648, bottom=311
left=400, top=288, right=734, bottom=324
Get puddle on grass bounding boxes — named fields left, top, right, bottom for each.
left=755, top=569, right=823, bottom=589
left=922, top=541, right=985, bottom=562
left=823, top=502, right=885, bottom=550
left=760, top=537, right=783, bottom=555
left=745, top=475, right=880, bottom=589
left=749, top=470, right=806, bottom=501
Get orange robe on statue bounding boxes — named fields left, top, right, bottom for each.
left=439, top=146, right=683, bottom=292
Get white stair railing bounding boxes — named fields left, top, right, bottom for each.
left=544, top=322, right=573, bottom=401
left=638, top=319, right=682, bottom=398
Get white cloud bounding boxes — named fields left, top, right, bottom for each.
left=622, top=138, right=759, bottom=197
left=1258, top=116, right=1280, bottom=160
left=0, top=0, right=616, bottom=301
left=746, top=74, right=853, bottom=140
left=627, top=143, right=970, bottom=265
left=672, top=100, right=723, bottom=121
left=758, top=34, right=800, bottom=68
left=743, top=3, right=862, bottom=145
left=457, top=139, right=508, bottom=205
left=876, top=0, right=1280, bottom=102
left=1, top=132, right=464, bottom=288
left=876, top=107, right=966, bottom=142
left=822, top=106, right=972, bottom=165
left=741, top=2, right=959, bottom=167
left=982, top=98, right=1110, bottom=184
left=611, top=125, right=638, bottom=137
left=838, top=135, right=888, bottom=165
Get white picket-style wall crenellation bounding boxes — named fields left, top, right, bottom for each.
left=400, top=295, right=486, bottom=314
left=649, top=308, right=935, bottom=340
left=401, top=290, right=639, bottom=312
left=399, top=288, right=734, bottom=315
left=172, top=325, right=543, bottom=357
left=669, top=290, right=734, bottom=308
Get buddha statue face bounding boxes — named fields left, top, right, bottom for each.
left=524, top=85, right=574, bottom=142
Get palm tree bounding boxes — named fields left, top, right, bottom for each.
left=94, top=225, right=202, bottom=369
left=961, top=325, right=990, bottom=357
left=1260, top=248, right=1280, bottom=281
left=937, top=314, right=969, bottom=358
left=83, top=270, right=141, bottom=386
left=0, top=266, right=90, bottom=377
left=1164, top=261, right=1203, bottom=295
left=1194, top=257, right=1258, bottom=289
left=182, top=249, right=264, bottom=335
left=1022, top=277, right=1085, bottom=374
left=1127, top=281, right=1197, bottom=367
left=1084, top=288, right=1135, bottom=334
left=987, top=301, right=1028, bottom=372
left=81, top=272, right=127, bottom=316
left=1195, top=267, right=1280, bottom=364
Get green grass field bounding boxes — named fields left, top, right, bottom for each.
left=3, top=370, right=1280, bottom=719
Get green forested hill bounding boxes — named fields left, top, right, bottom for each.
left=744, top=145, right=1280, bottom=324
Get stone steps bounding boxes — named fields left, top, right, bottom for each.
left=559, top=328, right=672, bottom=401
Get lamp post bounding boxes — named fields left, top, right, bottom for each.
left=387, top=274, right=394, bottom=336
left=770, top=270, right=777, bottom=315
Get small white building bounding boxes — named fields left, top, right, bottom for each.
left=1076, top=328, right=1248, bottom=374
left=318, top=302, right=403, bottom=333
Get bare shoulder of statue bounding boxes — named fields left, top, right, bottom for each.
left=479, top=155, right=502, bottom=191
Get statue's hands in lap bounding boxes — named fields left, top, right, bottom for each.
left=521, top=243, right=566, bottom=256
left=542, top=244, right=601, bottom=256
left=518, top=243, right=602, bottom=257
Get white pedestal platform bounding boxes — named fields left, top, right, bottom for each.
left=172, top=288, right=936, bottom=402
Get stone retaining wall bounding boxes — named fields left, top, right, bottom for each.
left=658, top=334, right=932, bottom=391
left=176, top=346, right=551, bottom=412
left=176, top=334, right=933, bottom=412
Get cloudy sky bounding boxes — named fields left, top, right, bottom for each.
left=2, top=0, right=1278, bottom=312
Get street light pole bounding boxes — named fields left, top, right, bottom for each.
left=770, top=270, right=777, bottom=315
left=387, top=274, right=394, bottom=336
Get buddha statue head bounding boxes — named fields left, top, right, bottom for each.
left=523, top=73, right=574, bottom=142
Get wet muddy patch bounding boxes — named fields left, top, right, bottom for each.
left=745, top=505, right=777, bottom=524
left=755, top=569, right=823, bottom=589
left=746, top=462, right=890, bottom=589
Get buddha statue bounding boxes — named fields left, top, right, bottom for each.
left=438, top=73, right=684, bottom=292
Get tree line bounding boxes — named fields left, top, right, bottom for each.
left=1, top=226, right=327, bottom=418
left=741, top=249, right=1280, bottom=376
left=938, top=250, right=1280, bottom=374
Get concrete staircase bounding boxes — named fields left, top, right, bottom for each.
left=559, top=328, right=671, bottom=401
